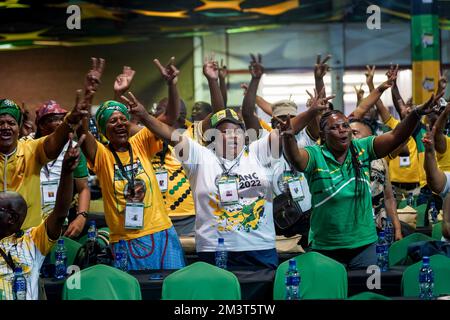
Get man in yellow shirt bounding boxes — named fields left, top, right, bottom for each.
left=0, top=98, right=85, bottom=230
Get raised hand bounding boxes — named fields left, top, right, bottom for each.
left=438, top=71, right=448, bottom=93
left=354, top=84, right=365, bottom=102
left=203, top=53, right=219, bottom=81
left=85, top=57, right=105, bottom=94
left=275, top=114, right=294, bottom=137
left=365, top=65, right=376, bottom=86
left=66, top=90, right=90, bottom=125
left=62, top=133, right=85, bottom=173
left=306, top=87, right=334, bottom=113
left=422, top=124, right=436, bottom=153
left=249, top=53, right=264, bottom=79
left=219, top=59, right=228, bottom=79
left=240, top=83, right=249, bottom=95
left=385, top=63, right=399, bottom=80
left=314, top=54, right=331, bottom=79
left=377, top=71, right=397, bottom=93
left=114, top=66, right=136, bottom=93
left=415, top=91, right=445, bottom=116
left=154, top=57, right=179, bottom=85
left=121, top=91, right=148, bottom=122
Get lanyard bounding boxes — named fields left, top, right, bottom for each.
left=109, top=143, right=135, bottom=197
left=0, top=246, right=16, bottom=271
left=43, top=159, right=58, bottom=180
left=217, top=147, right=246, bottom=176
left=156, top=141, right=170, bottom=168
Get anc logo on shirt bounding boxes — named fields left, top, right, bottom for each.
left=209, top=195, right=266, bottom=232
left=113, top=158, right=153, bottom=212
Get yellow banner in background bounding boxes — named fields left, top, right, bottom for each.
left=412, top=60, right=440, bottom=105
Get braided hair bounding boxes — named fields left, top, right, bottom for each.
left=319, top=111, right=366, bottom=213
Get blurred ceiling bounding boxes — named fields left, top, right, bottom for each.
left=0, top=0, right=449, bottom=50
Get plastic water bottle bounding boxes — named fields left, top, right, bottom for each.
left=54, top=238, right=67, bottom=279
left=285, top=259, right=300, bottom=300
left=376, top=231, right=389, bottom=272
left=87, top=220, right=97, bottom=242
left=428, top=202, right=439, bottom=225
left=384, top=217, right=394, bottom=246
left=13, top=267, right=27, bottom=300
left=215, top=238, right=228, bottom=269
left=406, top=193, right=414, bottom=207
left=419, top=256, right=434, bottom=300
left=114, top=240, right=128, bottom=272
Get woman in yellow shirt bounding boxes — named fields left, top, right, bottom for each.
left=78, top=59, right=185, bottom=271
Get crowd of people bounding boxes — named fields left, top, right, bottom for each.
left=0, top=52, right=449, bottom=299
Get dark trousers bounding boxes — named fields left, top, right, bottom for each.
left=197, top=248, right=279, bottom=270
left=313, top=242, right=377, bottom=270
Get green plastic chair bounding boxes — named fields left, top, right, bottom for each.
left=388, top=233, right=433, bottom=267
left=161, top=262, right=241, bottom=300
left=348, top=291, right=391, bottom=300
left=432, top=222, right=443, bottom=240
left=397, top=200, right=407, bottom=209
left=273, top=252, right=347, bottom=300
left=415, top=204, right=428, bottom=227
left=62, top=264, right=142, bottom=300
left=401, top=255, right=450, bottom=297
left=49, top=236, right=82, bottom=266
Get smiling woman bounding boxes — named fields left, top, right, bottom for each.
left=0, top=98, right=80, bottom=231
left=281, top=95, right=443, bottom=269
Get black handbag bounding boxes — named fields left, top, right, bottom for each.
left=273, top=192, right=303, bottom=230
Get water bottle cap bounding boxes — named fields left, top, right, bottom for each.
left=14, top=267, right=22, bottom=273
left=57, top=238, right=64, bottom=245
left=379, top=231, right=385, bottom=237
left=289, top=259, right=297, bottom=268
left=423, top=256, right=430, bottom=264
left=89, top=220, right=96, bottom=226
left=218, top=238, right=224, bottom=244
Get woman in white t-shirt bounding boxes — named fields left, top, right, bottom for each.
left=121, top=91, right=280, bottom=268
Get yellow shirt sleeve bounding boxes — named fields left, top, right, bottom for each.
left=30, top=221, right=57, bottom=256
left=384, top=116, right=399, bottom=130
left=130, top=127, right=163, bottom=158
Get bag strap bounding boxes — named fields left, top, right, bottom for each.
left=0, top=246, right=16, bottom=271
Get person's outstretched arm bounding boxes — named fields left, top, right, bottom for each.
left=433, top=102, right=450, bottom=154
left=242, top=54, right=264, bottom=133
left=423, top=125, right=448, bottom=194
left=383, top=161, right=403, bottom=241
left=154, top=57, right=181, bottom=126
left=352, top=74, right=396, bottom=120
left=46, top=135, right=85, bottom=240
left=219, top=59, right=228, bottom=108
left=201, top=55, right=225, bottom=133
left=278, top=114, right=310, bottom=172
left=314, top=54, right=331, bottom=98
left=374, top=93, right=444, bottom=158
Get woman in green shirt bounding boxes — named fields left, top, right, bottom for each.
left=280, top=95, right=440, bottom=269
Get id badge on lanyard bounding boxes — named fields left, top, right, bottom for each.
left=155, top=168, right=168, bottom=193
left=41, top=180, right=59, bottom=206
left=283, top=171, right=305, bottom=201
left=399, top=156, right=411, bottom=168
left=125, top=202, right=144, bottom=229
left=217, top=174, right=239, bottom=206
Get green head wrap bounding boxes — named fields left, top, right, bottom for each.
left=0, top=99, right=22, bottom=126
left=95, top=100, right=130, bottom=136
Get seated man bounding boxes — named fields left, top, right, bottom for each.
left=0, top=135, right=84, bottom=300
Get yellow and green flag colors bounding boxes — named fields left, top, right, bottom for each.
left=411, top=0, right=440, bottom=104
